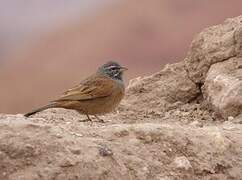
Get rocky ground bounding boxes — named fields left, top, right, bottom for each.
left=1, top=16, right=242, bottom=180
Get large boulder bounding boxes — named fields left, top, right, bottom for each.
left=185, top=16, right=242, bottom=83
left=124, top=62, right=200, bottom=115
left=184, top=15, right=242, bottom=119
left=203, top=58, right=242, bottom=119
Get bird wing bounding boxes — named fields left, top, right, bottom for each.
left=55, top=75, right=114, bottom=101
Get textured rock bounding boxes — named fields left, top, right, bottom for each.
left=203, top=58, right=242, bottom=118
left=185, top=16, right=242, bottom=83
left=124, top=62, right=200, bottom=113
left=173, top=156, right=192, bottom=170
left=0, top=116, right=242, bottom=180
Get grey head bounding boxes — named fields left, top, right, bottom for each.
left=97, top=61, right=127, bottom=81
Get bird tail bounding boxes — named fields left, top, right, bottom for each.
left=24, top=103, right=57, bottom=117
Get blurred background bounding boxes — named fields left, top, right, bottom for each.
left=0, top=0, right=242, bottom=114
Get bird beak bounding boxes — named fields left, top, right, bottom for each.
left=120, top=67, right=128, bottom=72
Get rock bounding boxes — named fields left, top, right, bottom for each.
left=185, top=16, right=242, bottom=83
left=125, top=62, right=200, bottom=113
left=173, top=156, right=192, bottom=170
left=207, top=127, right=231, bottom=153
left=189, top=120, right=203, bottom=127
left=203, top=58, right=242, bottom=118
left=227, top=116, right=234, bottom=121
left=222, top=121, right=237, bottom=131
left=69, top=148, right=81, bottom=155
left=98, top=144, right=113, bottom=157
left=59, top=157, right=77, bottom=167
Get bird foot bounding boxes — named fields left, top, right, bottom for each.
left=78, top=115, right=104, bottom=123
left=94, top=115, right=105, bottom=123
left=78, top=114, right=92, bottom=122
left=78, top=118, right=91, bottom=122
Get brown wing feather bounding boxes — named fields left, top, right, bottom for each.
left=55, top=75, right=114, bottom=101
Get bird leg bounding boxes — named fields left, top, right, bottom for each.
left=86, top=114, right=92, bottom=121
left=78, top=112, right=104, bottom=123
left=94, top=115, right=105, bottom=123
left=78, top=114, right=92, bottom=122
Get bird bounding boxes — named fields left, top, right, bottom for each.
left=24, top=61, right=127, bottom=122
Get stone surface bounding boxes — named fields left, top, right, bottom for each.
left=124, top=62, right=200, bottom=114
left=203, top=57, right=242, bottom=118
left=185, top=16, right=242, bottom=83
left=173, top=156, right=192, bottom=170
left=0, top=116, right=242, bottom=180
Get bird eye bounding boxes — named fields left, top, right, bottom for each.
left=108, top=66, right=118, bottom=71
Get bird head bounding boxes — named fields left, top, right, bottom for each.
left=98, top=61, right=128, bottom=81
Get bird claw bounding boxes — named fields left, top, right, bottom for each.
left=78, top=115, right=105, bottom=123
left=94, top=115, right=105, bottom=123
left=78, top=118, right=91, bottom=122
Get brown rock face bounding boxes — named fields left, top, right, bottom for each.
left=125, top=62, right=199, bottom=114
left=185, top=16, right=242, bottom=83
left=203, top=58, right=242, bottom=118
left=184, top=15, right=242, bottom=119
